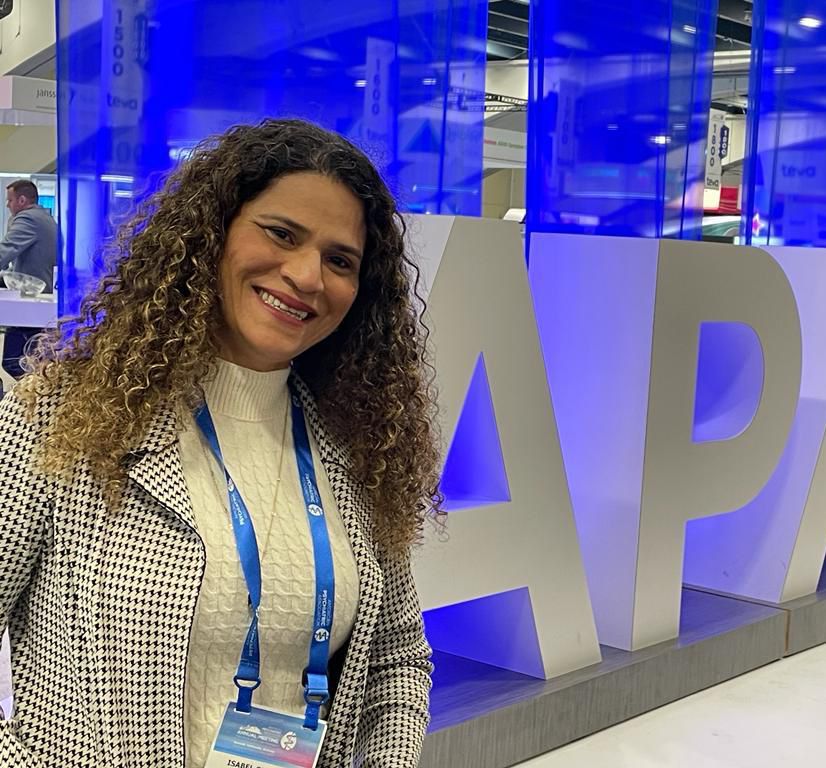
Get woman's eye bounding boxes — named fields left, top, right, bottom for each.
left=267, top=227, right=292, bottom=243
left=327, top=255, right=352, bottom=270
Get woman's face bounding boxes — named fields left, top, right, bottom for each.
left=216, top=172, right=366, bottom=371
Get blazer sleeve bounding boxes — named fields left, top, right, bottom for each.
left=0, top=214, right=38, bottom=272
left=352, top=548, right=433, bottom=768
left=0, top=390, right=53, bottom=767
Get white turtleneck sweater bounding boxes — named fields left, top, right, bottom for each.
left=178, top=359, right=360, bottom=767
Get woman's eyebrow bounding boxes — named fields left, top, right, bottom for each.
left=257, top=214, right=363, bottom=261
left=256, top=214, right=310, bottom=236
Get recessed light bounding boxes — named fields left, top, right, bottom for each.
left=799, top=16, right=822, bottom=29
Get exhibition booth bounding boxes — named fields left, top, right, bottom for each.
left=1, top=1, right=825, bottom=766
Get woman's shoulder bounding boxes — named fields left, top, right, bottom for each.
left=0, top=377, right=65, bottom=489
left=0, top=374, right=65, bottom=435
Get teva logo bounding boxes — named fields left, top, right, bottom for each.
left=782, top=164, right=817, bottom=178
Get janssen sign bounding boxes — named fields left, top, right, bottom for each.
left=407, top=215, right=825, bottom=680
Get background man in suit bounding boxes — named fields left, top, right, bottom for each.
left=0, top=179, right=58, bottom=379
left=0, top=179, right=57, bottom=290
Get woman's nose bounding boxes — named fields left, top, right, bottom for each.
left=282, top=248, right=324, bottom=294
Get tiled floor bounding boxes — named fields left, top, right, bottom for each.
left=516, top=643, right=826, bottom=768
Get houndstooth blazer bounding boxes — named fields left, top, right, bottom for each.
left=0, top=376, right=432, bottom=767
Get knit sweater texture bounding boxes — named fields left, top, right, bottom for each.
left=179, top=359, right=359, bottom=767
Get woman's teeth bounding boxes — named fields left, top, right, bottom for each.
left=257, top=289, right=309, bottom=320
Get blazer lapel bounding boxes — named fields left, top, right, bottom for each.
left=123, top=382, right=375, bottom=579
left=124, top=403, right=198, bottom=533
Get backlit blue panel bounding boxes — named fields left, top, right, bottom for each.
left=423, top=587, right=545, bottom=678
left=440, top=354, right=511, bottom=511
left=742, top=1, right=826, bottom=246
left=693, top=323, right=764, bottom=443
left=527, top=0, right=717, bottom=240
left=56, top=0, right=487, bottom=313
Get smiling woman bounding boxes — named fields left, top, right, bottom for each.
left=216, top=172, right=365, bottom=372
left=0, top=120, right=442, bottom=768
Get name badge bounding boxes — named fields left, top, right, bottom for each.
left=205, top=703, right=327, bottom=768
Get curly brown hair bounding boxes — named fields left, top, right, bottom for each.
left=20, top=118, right=444, bottom=555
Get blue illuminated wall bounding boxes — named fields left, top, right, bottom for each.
left=56, top=0, right=487, bottom=313
left=527, top=0, right=718, bottom=239
left=743, top=1, right=826, bottom=246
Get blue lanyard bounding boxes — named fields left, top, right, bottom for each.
left=194, top=381, right=335, bottom=730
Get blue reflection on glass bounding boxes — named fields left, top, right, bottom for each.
left=527, top=0, right=717, bottom=241
left=57, top=0, right=486, bottom=313
left=743, top=0, right=826, bottom=247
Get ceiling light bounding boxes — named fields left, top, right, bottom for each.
left=683, top=24, right=697, bottom=34
left=799, top=16, right=822, bottom=29
left=422, top=77, right=438, bottom=86
left=99, top=174, right=133, bottom=184
left=651, top=135, right=672, bottom=145
left=354, top=79, right=367, bottom=88
left=168, top=146, right=195, bottom=162
left=774, top=66, right=797, bottom=75
left=296, top=46, right=339, bottom=62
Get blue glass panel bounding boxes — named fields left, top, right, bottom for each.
left=527, top=0, right=718, bottom=241
left=743, top=1, right=826, bottom=246
left=440, top=354, right=511, bottom=511
left=56, top=0, right=486, bottom=313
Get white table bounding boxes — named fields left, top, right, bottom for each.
left=0, top=288, right=58, bottom=392
left=0, top=288, right=57, bottom=328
